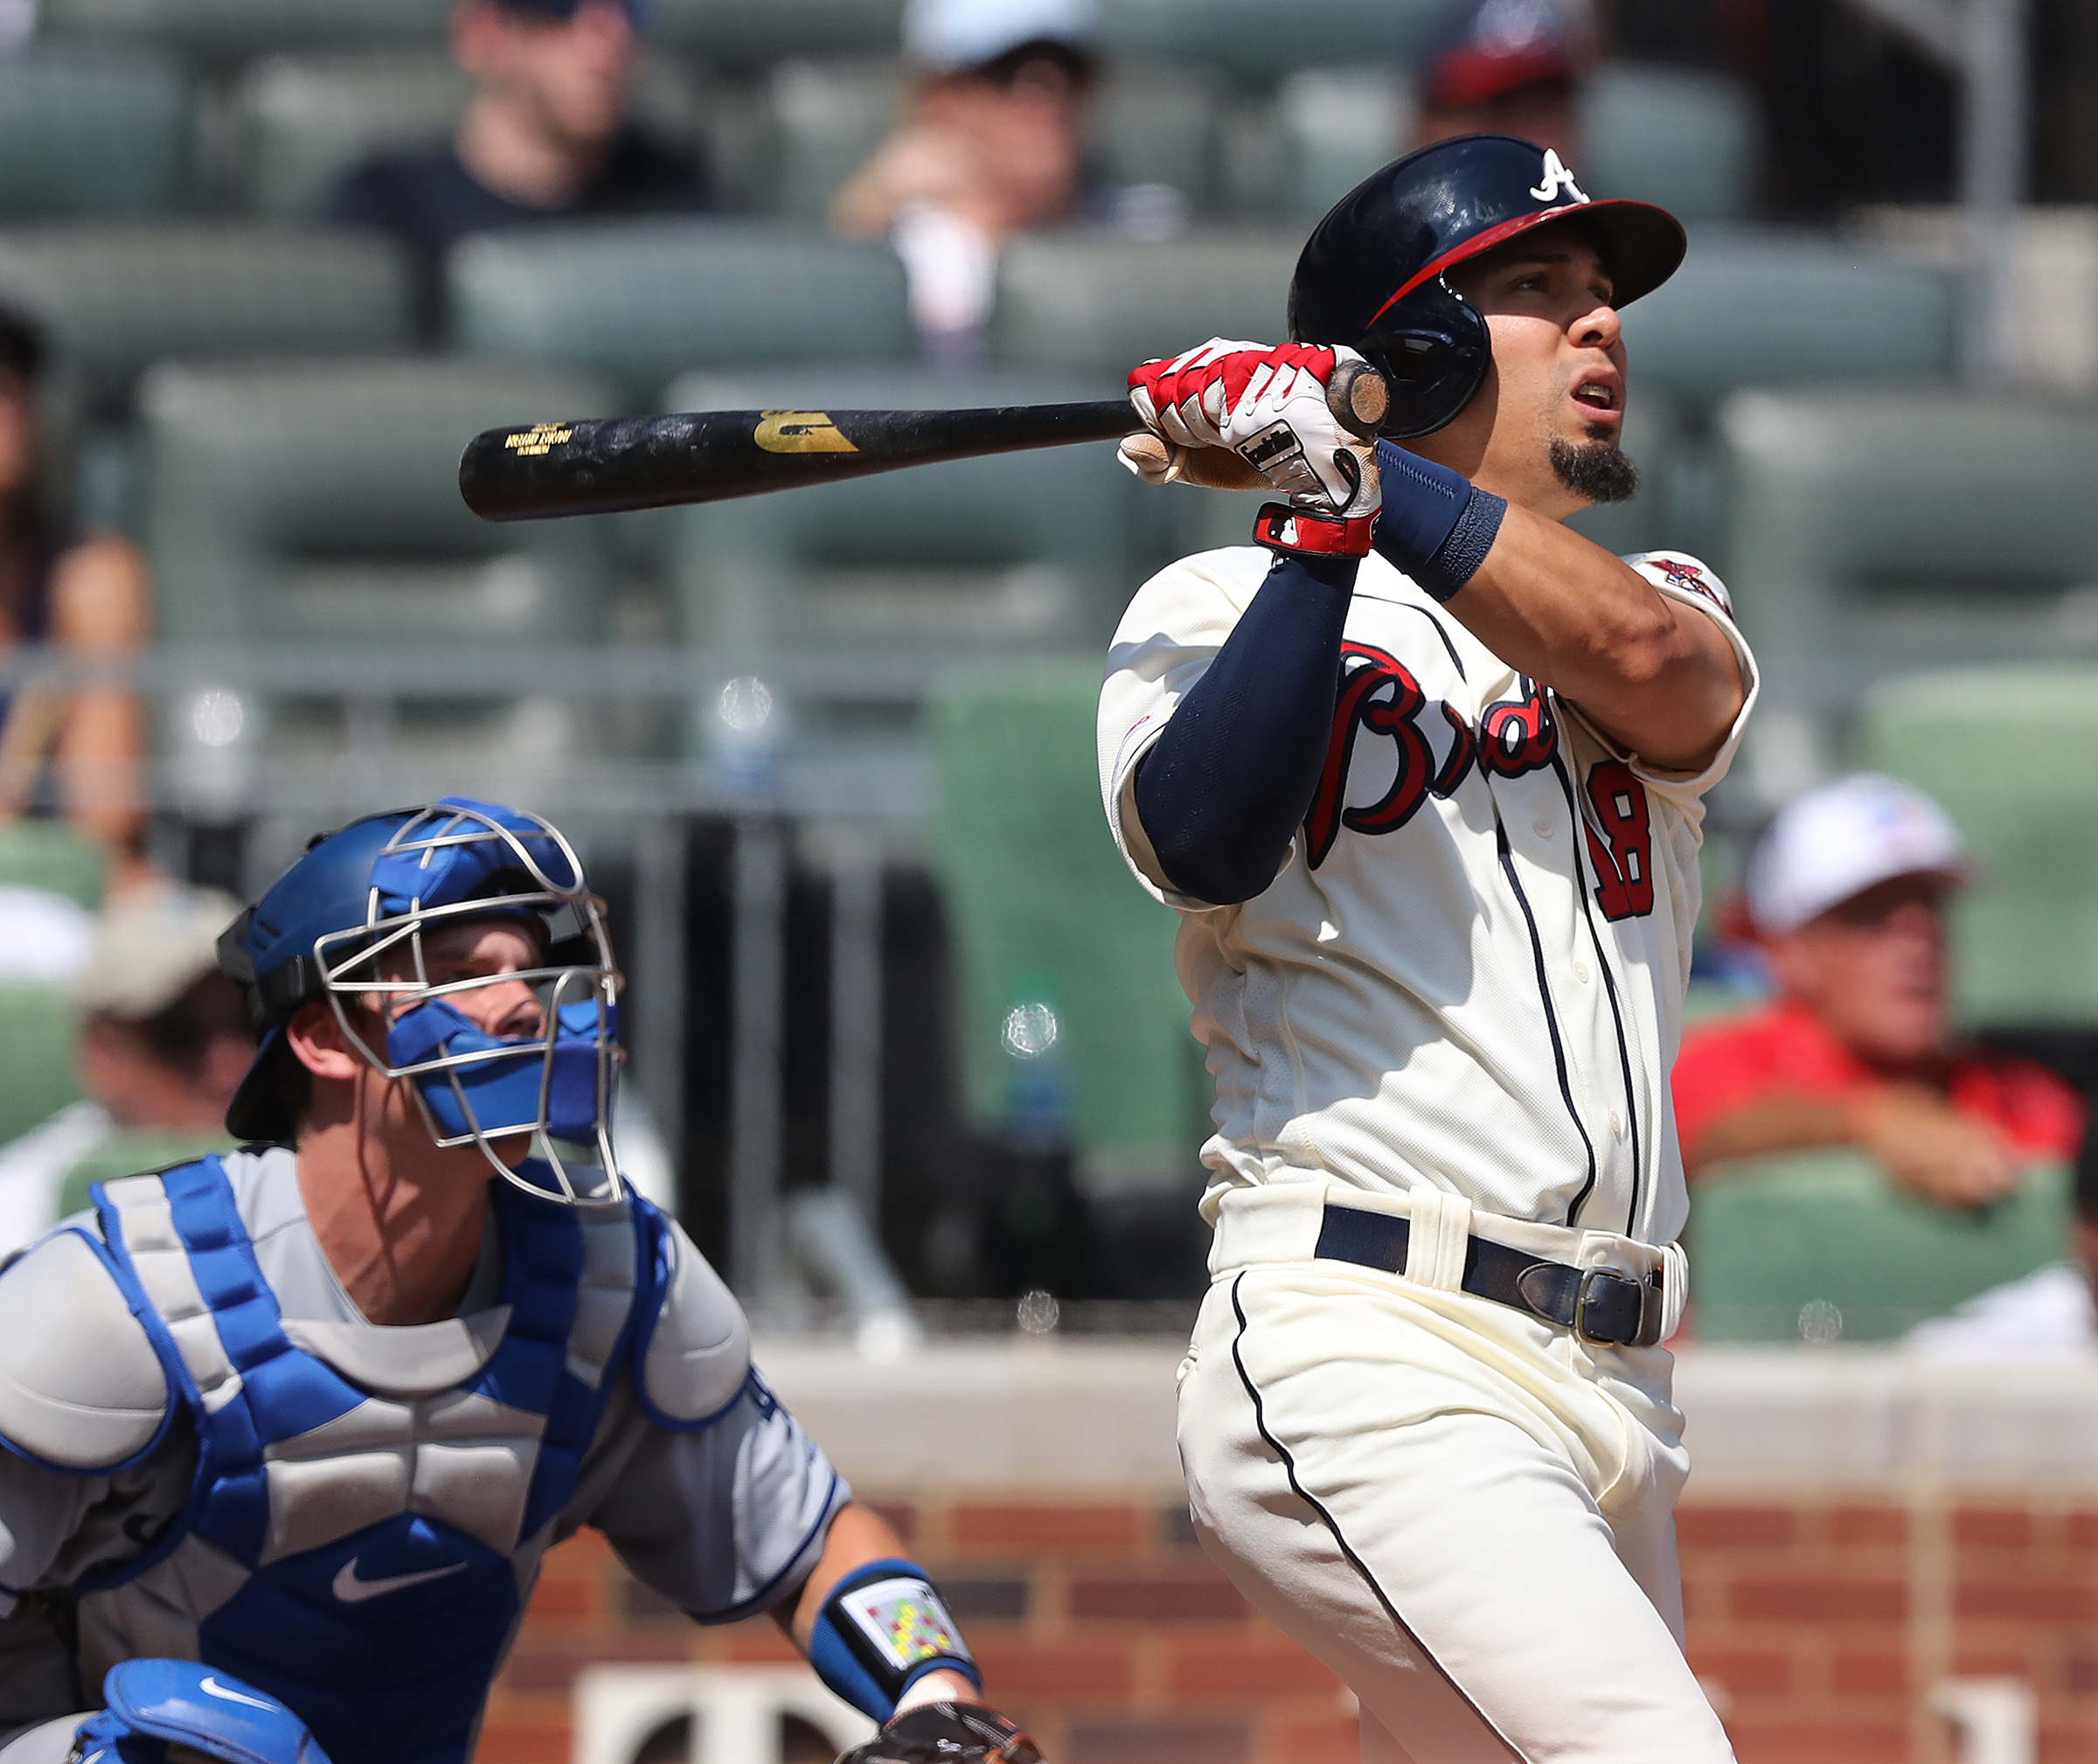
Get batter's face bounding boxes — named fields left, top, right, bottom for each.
left=1412, top=221, right=1633, bottom=520
left=1768, top=872, right=1954, bottom=1073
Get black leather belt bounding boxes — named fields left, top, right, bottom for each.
left=1314, top=1203, right=1665, bottom=1348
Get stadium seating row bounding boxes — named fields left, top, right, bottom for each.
left=0, top=215, right=1954, bottom=424
left=0, top=41, right=1762, bottom=225
left=125, top=351, right=2098, bottom=735
left=35, top=0, right=1429, bottom=80
left=5, top=207, right=2071, bottom=743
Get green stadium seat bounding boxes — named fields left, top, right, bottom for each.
left=0, top=223, right=415, bottom=421
left=643, top=0, right=904, bottom=78
left=140, top=357, right=625, bottom=781
left=0, top=984, right=80, bottom=1149
left=448, top=221, right=914, bottom=405
left=757, top=58, right=903, bottom=222
left=226, top=47, right=712, bottom=219
left=1859, top=666, right=2098, bottom=1024
left=753, top=55, right=1232, bottom=222
left=660, top=365, right=1139, bottom=662
left=0, top=45, right=191, bottom=219
left=1579, top=64, right=1760, bottom=225
left=1099, top=0, right=1442, bottom=86
left=1268, top=66, right=1410, bottom=222
left=1688, top=1150, right=2069, bottom=1343
left=1094, top=59, right=1233, bottom=216
left=928, top=657, right=1198, bottom=1191
left=988, top=226, right=1300, bottom=374
left=1621, top=231, right=1956, bottom=418
left=142, top=355, right=617, bottom=643
left=0, top=823, right=106, bottom=908
left=1718, top=391, right=2098, bottom=701
left=39, top=0, right=449, bottom=66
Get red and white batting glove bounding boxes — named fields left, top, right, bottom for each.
left=1127, top=340, right=1379, bottom=517
left=1127, top=337, right=1265, bottom=450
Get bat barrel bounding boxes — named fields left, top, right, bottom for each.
left=459, top=401, right=1139, bottom=522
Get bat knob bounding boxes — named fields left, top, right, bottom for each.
left=1328, top=359, right=1390, bottom=439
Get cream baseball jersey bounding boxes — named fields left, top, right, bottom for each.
left=1098, top=546, right=1758, bottom=1247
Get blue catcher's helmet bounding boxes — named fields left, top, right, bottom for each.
left=1287, top=133, right=1685, bottom=439
left=218, top=797, right=624, bottom=1205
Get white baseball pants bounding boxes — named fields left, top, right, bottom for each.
left=1177, top=1184, right=1736, bottom=1764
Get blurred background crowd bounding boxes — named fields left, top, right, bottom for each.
left=0, top=0, right=2088, bottom=1366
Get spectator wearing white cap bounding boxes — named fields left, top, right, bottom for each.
left=1672, top=774, right=2083, bottom=1208
left=0, top=883, right=251, bottom=1256
left=830, top=0, right=1101, bottom=363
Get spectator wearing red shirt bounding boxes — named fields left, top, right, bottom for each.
left=1674, top=774, right=2084, bottom=1209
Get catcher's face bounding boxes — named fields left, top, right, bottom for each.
left=316, top=916, right=552, bottom=1170
left=1427, top=220, right=1632, bottom=518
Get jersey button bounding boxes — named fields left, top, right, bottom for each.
left=1532, top=817, right=1554, bottom=838
left=1574, top=962, right=1592, bottom=983
left=1609, top=1110, right=1625, bottom=1138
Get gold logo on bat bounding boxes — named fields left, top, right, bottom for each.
left=754, top=411, right=858, bottom=454
left=504, top=422, right=574, bottom=457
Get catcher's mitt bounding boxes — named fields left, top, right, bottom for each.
left=835, top=1704, right=1042, bottom=1764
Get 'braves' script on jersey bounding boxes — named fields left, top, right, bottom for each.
left=1099, top=548, right=1757, bottom=1247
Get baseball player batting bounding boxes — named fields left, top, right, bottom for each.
left=1099, top=135, right=1756, bottom=1761
left=0, top=800, right=1036, bottom=1764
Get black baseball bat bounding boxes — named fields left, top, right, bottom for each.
left=457, top=364, right=1390, bottom=522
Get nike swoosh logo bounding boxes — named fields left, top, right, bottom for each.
left=200, top=1678, right=275, bottom=1710
left=331, top=1559, right=469, bottom=1604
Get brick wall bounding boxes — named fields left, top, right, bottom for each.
left=481, top=1488, right=2098, bottom=1764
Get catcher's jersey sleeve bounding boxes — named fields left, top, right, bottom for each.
left=580, top=1367, right=848, bottom=1623
left=1097, top=543, right=1757, bottom=1248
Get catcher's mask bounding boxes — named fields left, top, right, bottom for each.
left=219, top=796, right=624, bottom=1205
left=1287, top=132, right=1685, bottom=439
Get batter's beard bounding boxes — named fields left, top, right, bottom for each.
left=1549, top=433, right=1639, bottom=504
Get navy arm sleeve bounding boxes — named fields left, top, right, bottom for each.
left=1130, top=552, right=1357, bottom=905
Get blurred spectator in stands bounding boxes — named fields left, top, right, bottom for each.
left=1412, top=0, right=1591, bottom=158
left=324, top=0, right=705, bottom=317
left=830, top=0, right=1103, bottom=365
left=1905, top=1134, right=2098, bottom=1360
left=0, top=307, right=149, bottom=892
left=1674, top=774, right=2083, bottom=1208
left=0, top=883, right=248, bottom=1255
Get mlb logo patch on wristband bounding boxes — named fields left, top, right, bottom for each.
left=842, top=1576, right=969, bottom=1671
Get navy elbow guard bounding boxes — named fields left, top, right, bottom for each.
left=809, top=1559, right=982, bottom=1721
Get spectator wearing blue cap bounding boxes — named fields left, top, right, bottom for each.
left=325, top=0, right=706, bottom=316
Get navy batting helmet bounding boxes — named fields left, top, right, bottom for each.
left=1288, top=134, right=1685, bottom=439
